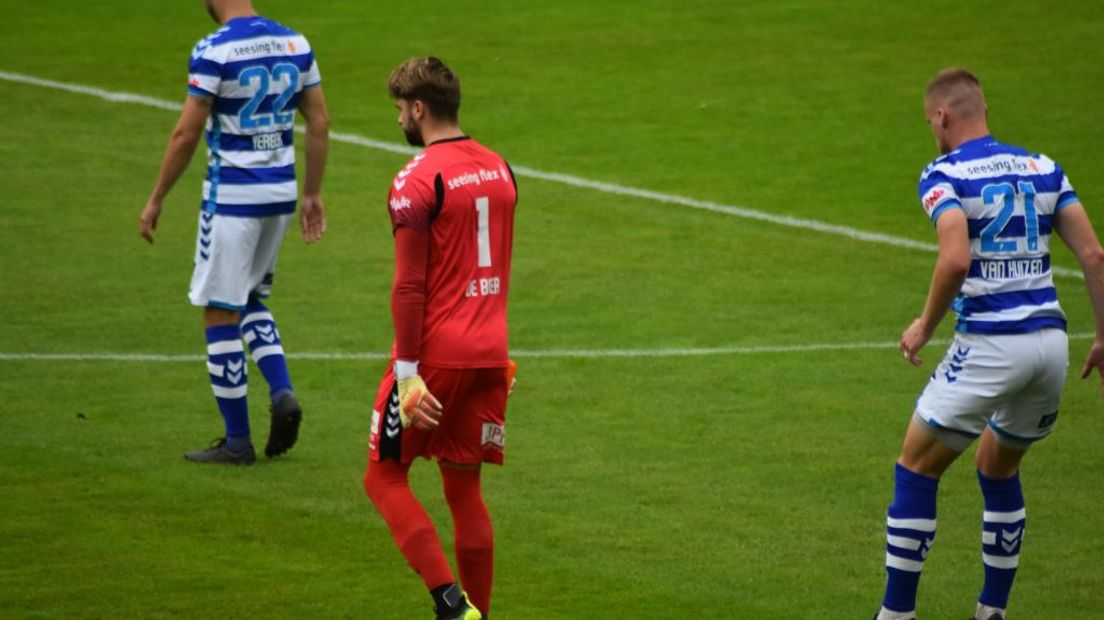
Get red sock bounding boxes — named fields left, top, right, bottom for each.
left=440, top=463, right=494, bottom=616
left=364, top=458, right=454, bottom=590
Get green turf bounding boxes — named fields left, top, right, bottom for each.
left=2, top=1, right=1104, bottom=617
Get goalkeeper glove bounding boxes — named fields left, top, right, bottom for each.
left=507, top=359, right=517, bottom=397
left=395, top=361, right=443, bottom=430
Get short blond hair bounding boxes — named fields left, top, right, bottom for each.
left=925, top=68, right=986, bottom=118
left=387, top=56, right=461, bottom=121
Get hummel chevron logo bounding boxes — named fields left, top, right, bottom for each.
left=201, top=212, right=214, bottom=223
left=398, top=168, right=413, bottom=178
left=225, top=359, right=244, bottom=384
left=199, top=238, right=211, bottom=249
left=944, top=371, right=958, bottom=384
left=952, top=347, right=971, bottom=364
left=200, top=251, right=210, bottom=261
left=948, top=363, right=963, bottom=373
left=201, top=225, right=212, bottom=236
left=1000, top=527, right=1022, bottom=552
left=920, top=537, right=934, bottom=558
left=385, top=419, right=400, bottom=438
left=385, top=390, right=401, bottom=437
left=393, top=179, right=406, bottom=191
left=254, top=325, right=277, bottom=343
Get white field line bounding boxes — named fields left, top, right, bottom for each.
left=0, top=70, right=1083, bottom=280
left=0, top=333, right=1096, bottom=362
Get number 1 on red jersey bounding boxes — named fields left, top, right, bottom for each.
left=475, top=196, right=491, bottom=267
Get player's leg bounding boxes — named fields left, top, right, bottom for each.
left=243, top=214, right=300, bottom=457
left=201, top=306, right=252, bottom=450
left=972, top=428, right=1027, bottom=620
left=969, top=328, right=1066, bottom=620
left=186, top=211, right=257, bottom=464
left=431, top=367, right=507, bottom=618
left=366, top=368, right=479, bottom=619
left=877, top=417, right=964, bottom=620
left=364, top=458, right=462, bottom=616
left=240, top=294, right=293, bottom=402
left=878, top=335, right=998, bottom=619
left=440, top=460, right=494, bottom=617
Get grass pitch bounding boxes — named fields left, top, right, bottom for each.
left=2, top=1, right=1104, bottom=617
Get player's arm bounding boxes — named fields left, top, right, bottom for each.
left=297, top=86, right=329, bottom=244
left=1053, top=202, right=1104, bottom=382
left=140, top=95, right=212, bottom=244
left=392, top=223, right=443, bottom=429
left=901, top=208, right=971, bottom=365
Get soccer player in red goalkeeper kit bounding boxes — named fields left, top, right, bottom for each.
left=364, top=57, right=517, bottom=620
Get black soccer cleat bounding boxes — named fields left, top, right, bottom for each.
left=265, top=393, right=302, bottom=458
left=434, top=587, right=482, bottom=620
left=184, top=437, right=256, bottom=465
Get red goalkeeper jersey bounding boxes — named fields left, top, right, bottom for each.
left=387, top=136, right=517, bottom=368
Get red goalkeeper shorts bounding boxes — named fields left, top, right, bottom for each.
left=368, top=363, right=509, bottom=466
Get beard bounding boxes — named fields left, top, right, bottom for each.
left=205, top=0, right=220, bottom=23
left=402, top=121, right=425, bottom=147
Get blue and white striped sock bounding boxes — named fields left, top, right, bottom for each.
left=978, top=471, right=1025, bottom=611
left=240, top=299, right=293, bottom=405
left=881, top=463, right=939, bottom=616
left=206, top=324, right=250, bottom=451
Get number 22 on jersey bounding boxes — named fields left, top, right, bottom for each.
left=237, top=63, right=300, bottom=129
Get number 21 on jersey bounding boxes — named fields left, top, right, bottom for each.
left=979, top=181, right=1039, bottom=254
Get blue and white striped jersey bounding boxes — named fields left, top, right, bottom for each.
left=187, top=16, right=321, bottom=217
left=919, top=136, right=1080, bottom=335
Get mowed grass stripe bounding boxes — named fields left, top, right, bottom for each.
left=0, top=69, right=1082, bottom=280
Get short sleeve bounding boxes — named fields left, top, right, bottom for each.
left=388, top=173, right=436, bottom=232
left=302, top=53, right=322, bottom=89
left=1055, top=166, right=1079, bottom=211
left=187, top=42, right=221, bottom=97
left=918, top=167, right=962, bottom=225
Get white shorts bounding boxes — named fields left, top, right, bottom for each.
left=915, top=328, right=1068, bottom=449
left=188, top=211, right=291, bottom=311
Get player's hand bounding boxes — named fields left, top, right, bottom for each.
left=139, top=200, right=162, bottom=244
left=300, top=193, right=326, bottom=244
left=1080, top=338, right=1104, bottom=386
left=900, top=317, right=933, bottom=366
left=507, top=359, right=517, bottom=397
left=397, top=375, right=443, bottom=430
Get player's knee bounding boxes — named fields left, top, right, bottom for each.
left=204, top=306, right=240, bottom=327
left=363, top=469, right=380, bottom=501
left=457, top=537, right=494, bottom=560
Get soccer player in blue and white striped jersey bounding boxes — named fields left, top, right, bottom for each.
left=139, top=0, right=330, bottom=464
left=874, top=69, right=1104, bottom=620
